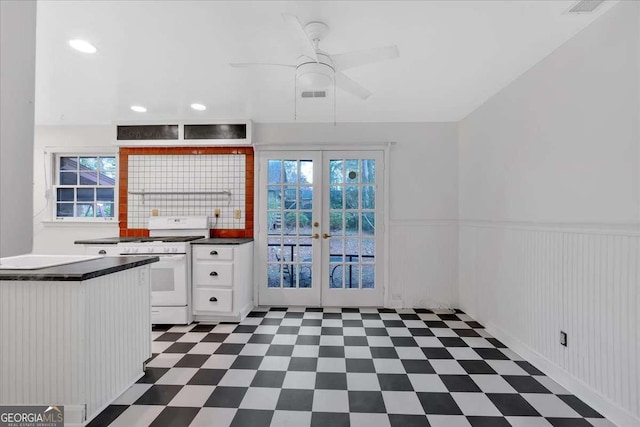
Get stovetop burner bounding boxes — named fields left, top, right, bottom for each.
left=135, top=236, right=206, bottom=243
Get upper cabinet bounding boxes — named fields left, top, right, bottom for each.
left=115, top=120, right=252, bottom=146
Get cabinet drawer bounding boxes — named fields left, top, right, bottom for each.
left=194, top=246, right=233, bottom=261
left=193, top=288, right=233, bottom=313
left=194, top=262, right=233, bottom=287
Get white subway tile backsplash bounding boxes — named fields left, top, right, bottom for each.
left=127, top=154, right=246, bottom=229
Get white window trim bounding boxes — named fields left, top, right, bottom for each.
left=44, top=146, right=118, bottom=223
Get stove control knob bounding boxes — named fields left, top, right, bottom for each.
left=172, top=248, right=178, bottom=253
left=122, top=248, right=130, bottom=253
left=132, top=248, right=138, bottom=253
left=164, top=247, right=171, bottom=253
left=147, top=248, right=154, bottom=253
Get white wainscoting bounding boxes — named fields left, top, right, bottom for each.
left=0, top=266, right=151, bottom=426
left=389, top=220, right=458, bottom=309
left=459, top=221, right=640, bottom=427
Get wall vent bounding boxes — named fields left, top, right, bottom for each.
left=566, top=0, right=605, bottom=14
left=301, top=91, right=327, bottom=98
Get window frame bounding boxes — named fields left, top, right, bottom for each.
left=48, top=148, right=118, bottom=223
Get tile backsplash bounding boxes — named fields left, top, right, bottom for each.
left=127, top=154, right=245, bottom=229
left=118, top=147, right=254, bottom=238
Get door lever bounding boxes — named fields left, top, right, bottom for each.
left=322, top=233, right=331, bottom=239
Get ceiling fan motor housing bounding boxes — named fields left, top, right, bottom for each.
left=296, top=52, right=334, bottom=90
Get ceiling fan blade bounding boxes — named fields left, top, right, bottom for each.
left=334, top=72, right=371, bottom=100
left=331, top=45, right=399, bottom=71
left=229, top=62, right=296, bottom=69
left=282, top=13, right=318, bottom=62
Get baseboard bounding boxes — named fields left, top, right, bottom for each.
left=238, top=302, right=253, bottom=321
left=385, top=298, right=403, bottom=309
left=486, top=322, right=640, bottom=427
left=81, top=371, right=145, bottom=426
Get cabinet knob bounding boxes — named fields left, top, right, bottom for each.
left=210, top=250, right=218, bottom=256
left=98, top=250, right=107, bottom=255
left=210, top=271, right=218, bottom=277
left=209, top=297, right=218, bottom=302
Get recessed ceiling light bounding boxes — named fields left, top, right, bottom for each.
left=190, top=103, right=207, bottom=111
left=68, top=39, right=97, bottom=54
left=130, top=105, right=147, bottom=113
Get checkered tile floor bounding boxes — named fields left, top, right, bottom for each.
left=87, top=308, right=614, bottom=427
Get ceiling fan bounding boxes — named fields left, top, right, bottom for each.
left=230, top=14, right=399, bottom=100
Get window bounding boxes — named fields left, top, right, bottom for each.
left=54, top=155, right=116, bottom=220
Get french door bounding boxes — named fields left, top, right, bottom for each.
left=258, top=150, right=384, bottom=307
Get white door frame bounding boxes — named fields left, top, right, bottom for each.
left=254, top=144, right=391, bottom=308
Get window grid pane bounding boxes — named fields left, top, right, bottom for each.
left=55, top=154, right=116, bottom=219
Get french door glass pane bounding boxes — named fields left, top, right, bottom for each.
left=266, top=159, right=314, bottom=289
left=328, top=158, right=376, bottom=290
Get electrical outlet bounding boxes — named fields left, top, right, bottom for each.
left=560, top=331, right=567, bottom=347
left=234, top=209, right=242, bottom=219
left=214, top=208, right=221, bottom=217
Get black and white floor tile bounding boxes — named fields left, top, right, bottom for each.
left=87, top=308, right=614, bottom=427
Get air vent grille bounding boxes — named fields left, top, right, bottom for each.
left=301, top=91, right=327, bottom=98
left=567, top=0, right=604, bottom=13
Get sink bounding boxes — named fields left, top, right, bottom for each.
left=0, top=254, right=102, bottom=270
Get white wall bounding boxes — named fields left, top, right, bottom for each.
left=32, top=126, right=119, bottom=254
left=254, top=122, right=459, bottom=308
left=458, top=2, right=640, bottom=426
left=0, top=0, right=37, bottom=258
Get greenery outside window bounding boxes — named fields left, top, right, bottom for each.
left=54, top=155, right=117, bottom=220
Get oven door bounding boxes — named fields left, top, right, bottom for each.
left=126, top=254, right=188, bottom=306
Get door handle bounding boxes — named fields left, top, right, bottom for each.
left=322, top=233, right=331, bottom=239
left=210, top=271, right=218, bottom=277
left=312, top=233, right=319, bottom=239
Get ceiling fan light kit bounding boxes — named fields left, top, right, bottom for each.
left=296, top=53, right=334, bottom=89
left=230, top=13, right=399, bottom=119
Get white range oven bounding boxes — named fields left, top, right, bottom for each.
left=116, top=216, right=209, bottom=325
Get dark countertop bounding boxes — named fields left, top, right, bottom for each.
left=190, top=238, right=254, bottom=245
left=0, top=256, right=159, bottom=282
left=75, top=237, right=254, bottom=245
left=74, top=237, right=141, bottom=245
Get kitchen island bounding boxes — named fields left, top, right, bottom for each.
left=0, top=256, right=158, bottom=427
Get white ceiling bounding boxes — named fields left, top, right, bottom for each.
left=34, top=0, right=617, bottom=125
